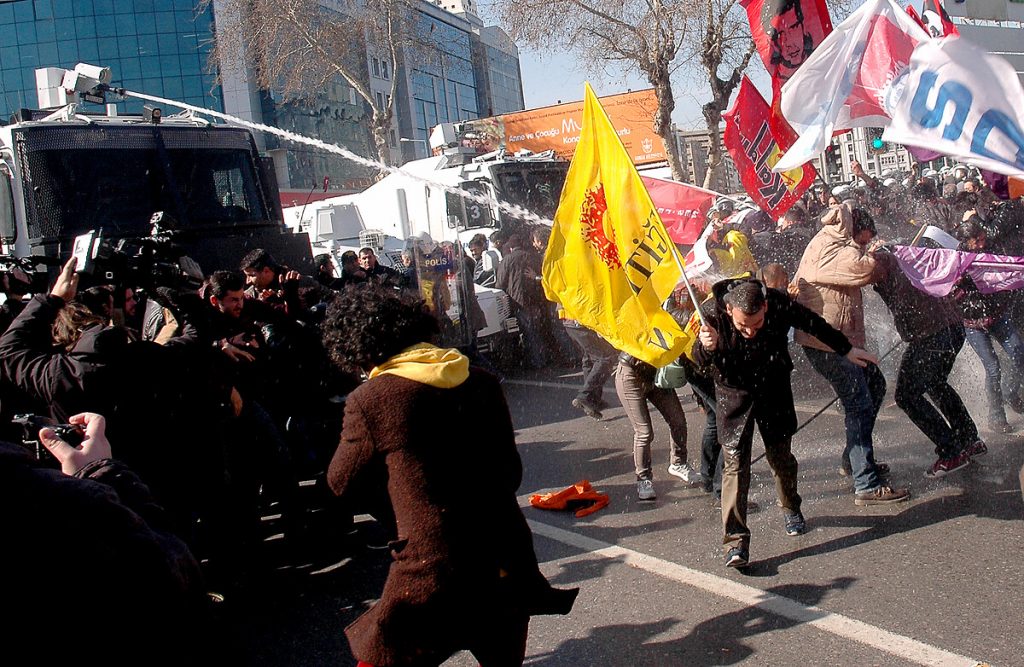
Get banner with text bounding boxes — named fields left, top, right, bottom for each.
left=724, top=77, right=816, bottom=219
left=884, top=37, right=1024, bottom=177
left=453, top=90, right=666, bottom=167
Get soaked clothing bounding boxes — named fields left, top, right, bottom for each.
left=692, top=278, right=852, bottom=553
left=871, top=251, right=962, bottom=342
left=793, top=203, right=876, bottom=352
left=871, top=251, right=978, bottom=458
left=896, top=325, right=978, bottom=459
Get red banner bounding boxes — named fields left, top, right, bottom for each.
left=639, top=176, right=718, bottom=245
left=722, top=77, right=816, bottom=220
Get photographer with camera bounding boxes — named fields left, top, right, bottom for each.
left=0, top=411, right=210, bottom=660
left=0, top=258, right=240, bottom=537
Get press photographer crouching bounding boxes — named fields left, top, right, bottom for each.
left=0, top=411, right=210, bottom=661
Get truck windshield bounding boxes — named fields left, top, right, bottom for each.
left=491, top=162, right=569, bottom=222
left=15, top=125, right=268, bottom=241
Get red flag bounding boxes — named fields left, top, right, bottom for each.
left=929, top=0, right=960, bottom=36
left=639, top=176, right=718, bottom=245
left=744, top=0, right=833, bottom=156
left=744, top=0, right=833, bottom=91
left=723, top=77, right=816, bottom=219
left=905, top=4, right=927, bottom=31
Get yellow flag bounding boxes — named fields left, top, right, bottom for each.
left=542, top=83, right=687, bottom=367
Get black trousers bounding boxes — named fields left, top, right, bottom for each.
left=895, top=325, right=978, bottom=459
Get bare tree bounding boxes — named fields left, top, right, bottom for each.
left=204, top=0, right=405, bottom=167
left=495, top=0, right=693, bottom=182
left=690, top=0, right=756, bottom=190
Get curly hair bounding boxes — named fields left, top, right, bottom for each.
left=322, top=285, right=439, bottom=374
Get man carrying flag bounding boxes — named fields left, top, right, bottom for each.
left=693, top=277, right=879, bottom=568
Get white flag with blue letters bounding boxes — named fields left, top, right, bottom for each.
left=883, top=37, right=1024, bottom=177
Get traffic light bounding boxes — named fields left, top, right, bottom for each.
left=867, top=127, right=887, bottom=154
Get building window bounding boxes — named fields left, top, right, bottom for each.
left=389, top=129, right=397, bottom=147
left=349, top=87, right=357, bottom=105
left=371, top=57, right=381, bottom=78
left=375, top=91, right=384, bottom=108
left=385, top=94, right=391, bottom=108
left=381, top=61, right=390, bottom=80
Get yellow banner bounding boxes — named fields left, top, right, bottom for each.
left=542, top=83, right=687, bottom=367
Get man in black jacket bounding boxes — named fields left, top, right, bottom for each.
left=871, top=250, right=985, bottom=477
left=693, top=278, right=880, bottom=568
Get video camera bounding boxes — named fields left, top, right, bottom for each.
left=72, top=212, right=205, bottom=293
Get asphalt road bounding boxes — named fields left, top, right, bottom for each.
left=226, top=348, right=1023, bottom=666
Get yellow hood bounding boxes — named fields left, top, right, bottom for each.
left=369, top=343, right=470, bottom=389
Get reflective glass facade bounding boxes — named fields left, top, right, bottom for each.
left=479, top=43, right=522, bottom=117
left=0, top=0, right=221, bottom=120
left=407, top=12, right=478, bottom=145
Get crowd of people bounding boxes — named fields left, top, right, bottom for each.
left=567, top=161, right=1024, bottom=569
left=0, top=225, right=582, bottom=661
left=2, top=157, right=1023, bottom=662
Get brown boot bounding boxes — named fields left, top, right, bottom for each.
left=854, top=485, right=910, bottom=506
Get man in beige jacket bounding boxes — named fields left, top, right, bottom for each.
left=792, top=203, right=909, bottom=506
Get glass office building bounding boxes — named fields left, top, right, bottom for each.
left=476, top=41, right=523, bottom=117
left=404, top=10, right=479, bottom=148
left=0, top=0, right=222, bottom=120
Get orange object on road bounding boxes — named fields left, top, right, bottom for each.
left=529, top=480, right=610, bottom=518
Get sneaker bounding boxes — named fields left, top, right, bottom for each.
left=839, top=462, right=890, bottom=477
left=854, top=485, right=911, bottom=506
left=571, top=397, right=602, bottom=420
left=963, top=440, right=988, bottom=458
left=925, top=451, right=971, bottom=478
left=725, top=547, right=749, bottom=568
left=701, top=478, right=714, bottom=494
left=637, top=478, right=656, bottom=501
left=784, top=511, right=807, bottom=536
left=668, top=462, right=702, bottom=484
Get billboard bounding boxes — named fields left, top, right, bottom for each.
left=452, top=89, right=666, bottom=167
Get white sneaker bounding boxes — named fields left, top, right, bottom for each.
left=637, top=479, right=656, bottom=500
left=668, top=462, right=702, bottom=484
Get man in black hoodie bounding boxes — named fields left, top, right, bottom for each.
left=871, top=249, right=985, bottom=477
left=693, top=278, right=878, bottom=568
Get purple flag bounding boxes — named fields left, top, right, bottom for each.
left=892, top=246, right=1024, bottom=296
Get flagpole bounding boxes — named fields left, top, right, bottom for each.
left=670, top=244, right=706, bottom=327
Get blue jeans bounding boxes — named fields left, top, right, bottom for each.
left=964, top=312, right=1024, bottom=422
left=804, top=347, right=885, bottom=493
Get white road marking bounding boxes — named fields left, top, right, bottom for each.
left=527, top=519, right=984, bottom=667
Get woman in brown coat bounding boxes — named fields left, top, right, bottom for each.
left=324, top=286, right=577, bottom=667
